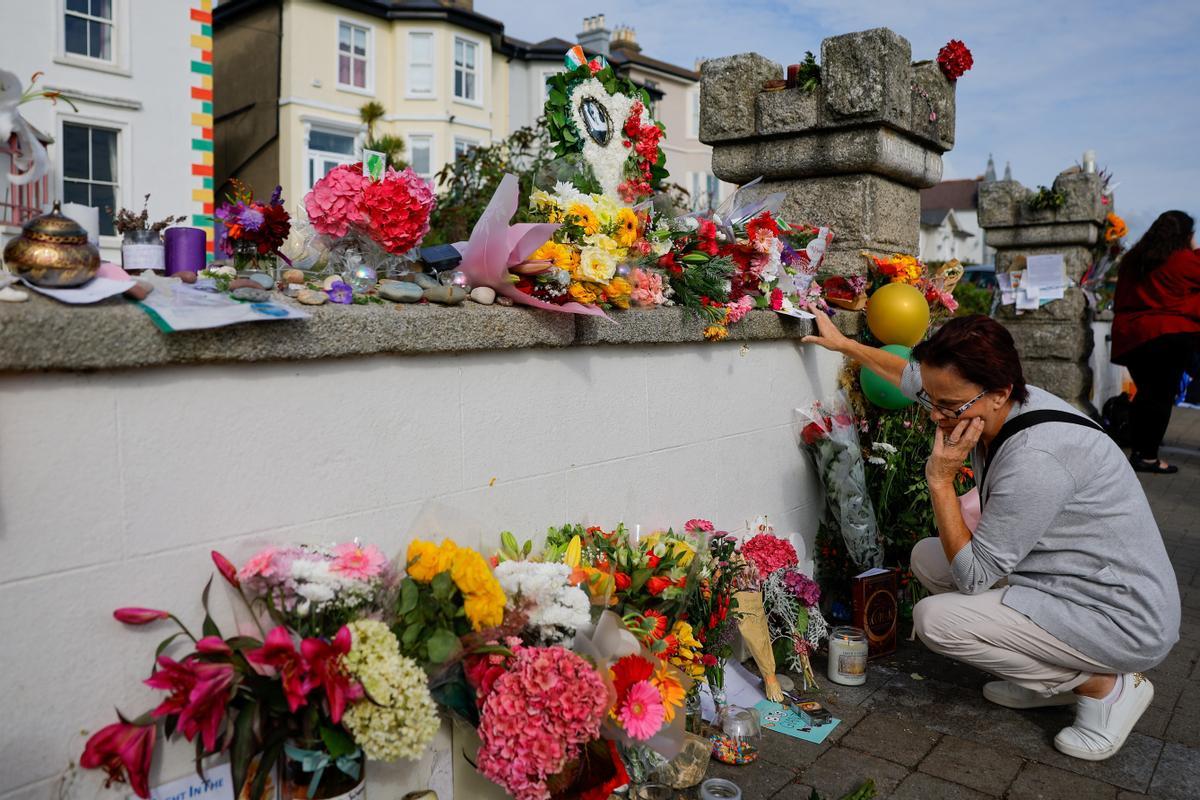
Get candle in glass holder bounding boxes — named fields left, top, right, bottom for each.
left=786, top=63, right=801, bottom=87
left=1082, top=150, right=1097, bottom=174
left=827, top=625, right=868, bottom=685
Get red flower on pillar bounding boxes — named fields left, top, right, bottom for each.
left=937, top=40, right=973, bottom=81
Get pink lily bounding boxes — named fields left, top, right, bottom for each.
left=195, top=636, right=232, bottom=656
left=113, top=607, right=170, bottom=625
left=245, top=626, right=315, bottom=712
left=210, top=550, right=240, bottom=588
left=79, top=721, right=156, bottom=799
left=301, top=626, right=362, bottom=724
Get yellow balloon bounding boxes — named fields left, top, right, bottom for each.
left=866, top=282, right=930, bottom=346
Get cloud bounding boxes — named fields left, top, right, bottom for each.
left=479, top=0, right=1200, bottom=242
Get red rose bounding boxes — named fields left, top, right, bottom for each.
left=614, top=572, right=632, bottom=591
left=801, top=421, right=827, bottom=446
left=646, top=554, right=661, bottom=569
left=702, top=654, right=718, bottom=667
left=646, top=576, right=672, bottom=596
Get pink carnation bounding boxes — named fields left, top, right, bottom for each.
left=476, top=646, right=608, bottom=800
left=741, top=532, right=798, bottom=578
left=629, top=267, right=665, bottom=307
left=685, top=519, right=714, bottom=534
left=305, top=163, right=369, bottom=238
left=725, top=296, right=754, bottom=324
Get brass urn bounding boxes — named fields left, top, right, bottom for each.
left=3, top=201, right=100, bottom=287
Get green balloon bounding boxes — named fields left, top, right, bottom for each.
left=862, top=344, right=914, bottom=409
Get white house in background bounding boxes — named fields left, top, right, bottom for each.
left=918, top=159, right=1002, bottom=265
left=1, top=0, right=204, bottom=263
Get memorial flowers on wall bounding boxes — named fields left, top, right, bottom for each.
left=936, top=39, right=974, bottom=81
left=305, top=162, right=435, bottom=255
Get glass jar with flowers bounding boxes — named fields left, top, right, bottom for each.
left=113, top=194, right=185, bottom=272
left=215, top=181, right=291, bottom=278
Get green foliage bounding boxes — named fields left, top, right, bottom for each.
left=393, top=574, right=468, bottom=670
left=795, top=51, right=821, bottom=92
left=1027, top=185, right=1067, bottom=211
left=543, top=64, right=651, bottom=159
left=663, top=254, right=735, bottom=322
left=953, top=279, right=994, bottom=317
left=424, top=122, right=558, bottom=246
left=358, top=102, right=407, bottom=170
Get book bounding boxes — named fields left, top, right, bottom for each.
left=852, top=567, right=899, bottom=659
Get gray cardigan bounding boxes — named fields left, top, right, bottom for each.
left=902, top=363, right=1181, bottom=672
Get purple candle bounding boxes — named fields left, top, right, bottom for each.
left=164, top=227, right=207, bottom=275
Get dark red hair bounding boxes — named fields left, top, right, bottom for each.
left=911, top=315, right=1029, bottom=404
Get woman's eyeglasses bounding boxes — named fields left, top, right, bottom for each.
left=916, top=389, right=987, bottom=418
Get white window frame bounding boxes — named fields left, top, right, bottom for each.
left=540, top=69, right=558, bottom=104
left=303, top=120, right=363, bottom=190
left=335, top=18, right=374, bottom=95
left=452, top=35, right=483, bottom=107
left=453, top=136, right=481, bottom=160
left=689, top=88, right=701, bottom=139
left=405, top=30, right=437, bottom=99
left=55, top=0, right=131, bottom=76
left=705, top=174, right=721, bottom=209
left=406, top=133, right=435, bottom=185
left=56, top=112, right=131, bottom=247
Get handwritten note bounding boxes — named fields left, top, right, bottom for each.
left=149, top=762, right=234, bottom=800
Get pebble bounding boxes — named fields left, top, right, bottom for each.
left=469, top=286, right=496, bottom=305
left=0, top=286, right=30, bottom=302
left=496, top=295, right=514, bottom=307
left=378, top=281, right=423, bottom=303
left=229, top=277, right=261, bottom=291
left=284, top=283, right=305, bottom=297
left=174, top=270, right=197, bottom=284
left=322, top=274, right=343, bottom=291
left=247, top=272, right=275, bottom=290
left=411, top=272, right=440, bottom=290
left=231, top=287, right=270, bottom=302
left=281, top=268, right=305, bottom=285
left=296, top=289, right=328, bottom=305
left=422, top=286, right=467, bottom=305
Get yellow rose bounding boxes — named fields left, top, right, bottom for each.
left=577, top=247, right=616, bottom=283
left=406, top=538, right=458, bottom=582
left=615, top=208, right=639, bottom=248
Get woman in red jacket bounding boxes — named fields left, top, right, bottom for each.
left=1111, top=210, right=1200, bottom=473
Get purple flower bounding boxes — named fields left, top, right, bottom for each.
left=236, top=205, right=265, bottom=231
left=269, top=185, right=284, bottom=206
left=326, top=280, right=354, bottom=304
left=783, top=569, right=821, bottom=607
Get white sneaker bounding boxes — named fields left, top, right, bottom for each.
left=1054, top=673, right=1154, bottom=761
left=983, top=680, right=1077, bottom=709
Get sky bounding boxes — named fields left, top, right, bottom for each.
left=478, top=0, right=1200, bottom=242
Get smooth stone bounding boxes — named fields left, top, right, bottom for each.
left=231, top=287, right=270, bottom=302
left=496, top=295, right=514, bottom=307
left=0, top=286, right=30, bottom=302
left=422, top=286, right=467, bottom=305
left=281, top=268, right=305, bottom=285
left=411, top=272, right=440, bottom=290
left=284, top=283, right=305, bottom=297
left=379, top=282, right=423, bottom=303
left=247, top=272, right=275, bottom=290
left=296, top=289, right=327, bottom=305
left=174, top=270, right=197, bottom=284
left=469, top=286, right=496, bottom=305
left=229, top=277, right=261, bottom=291
left=322, top=274, right=343, bottom=291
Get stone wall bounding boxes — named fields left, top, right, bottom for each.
left=699, top=28, right=956, bottom=277
left=979, top=172, right=1108, bottom=410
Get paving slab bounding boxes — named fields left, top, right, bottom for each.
left=799, top=746, right=910, bottom=798
left=890, top=772, right=991, bottom=800
left=839, top=712, right=940, bottom=767
left=1008, top=761, right=1119, bottom=800
left=917, top=735, right=1025, bottom=797
left=1148, top=741, right=1200, bottom=800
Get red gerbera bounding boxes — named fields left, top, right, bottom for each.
left=746, top=211, right=780, bottom=242
left=611, top=654, right=655, bottom=703
left=642, top=610, right=668, bottom=641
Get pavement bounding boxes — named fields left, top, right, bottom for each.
left=696, top=407, right=1200, bottom=800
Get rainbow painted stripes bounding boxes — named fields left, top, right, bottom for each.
left=190, top=1, right=214, bottom=258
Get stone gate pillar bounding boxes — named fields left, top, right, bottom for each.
left=699, top=28, right=956, bottom=276
left=978, top=172, right=1107, bottom=411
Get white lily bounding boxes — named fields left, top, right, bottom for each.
left=0, top=69, right=52, bottom=188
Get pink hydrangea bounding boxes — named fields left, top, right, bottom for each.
left=741, top=533, right=798, bottom=578
left=305, top=164, right=369, bottom=238
left=476, top=645, right=608, bottom=800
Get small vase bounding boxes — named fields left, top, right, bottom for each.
left=121, top=228, right=165, bottom=272
left=280, top=743, right=365, bottom=800
left=615, top=742, right=667, bottom=798
left=232, top=240, right=277, bottom=276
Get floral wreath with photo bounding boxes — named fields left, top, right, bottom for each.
left=544, top=46, right=669, bottom=203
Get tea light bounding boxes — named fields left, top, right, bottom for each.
left=827, top=625, right=868, bottom=686
left=700, top=778, right=742, bottom=800
left=1082, top=150, right=1097, bottom=174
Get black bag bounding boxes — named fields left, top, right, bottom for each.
left=1101, top=392, right=1133, bottom=447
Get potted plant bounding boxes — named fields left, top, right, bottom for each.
left=112, top=194, right=185, bottom=272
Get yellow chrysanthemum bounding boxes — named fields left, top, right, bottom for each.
left=569, top=282, right=598, bottom=305
left=615, top=208, right=639, bottom=248
left=566, top=203, right=601, bottom=235
left=653, top=662, right=686, bottom=723
left=406, top=539, right=458, bottom=582
left=577, top=247, right=617, bottom=283
left=450, top=549, right=506, bottom=631
left=703, top=325, right=728, bottom=342
left=529, top=188, right=558, bottom=211
left=605, top=276, right=632, bottom=309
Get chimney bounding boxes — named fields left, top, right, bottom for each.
left=577, top=14, right=610, bottom=58
left=611, top=25, right=641, bottom=54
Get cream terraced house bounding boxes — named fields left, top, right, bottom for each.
left=214, top=0, right=510, bottom=212
left=213, top=1, right=725, bottom=213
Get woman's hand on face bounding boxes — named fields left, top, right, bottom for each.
left=926, top=417, right=985, bottom=488
left=801, top=304, right=854, bottom=354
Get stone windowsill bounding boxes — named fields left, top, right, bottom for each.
left=0, top=292, right=859, bottom=373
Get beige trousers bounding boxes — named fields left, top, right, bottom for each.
left=910, top=537, right=1115, bottom=695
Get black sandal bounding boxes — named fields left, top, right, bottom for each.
left=1130, top=457, right=1179, bottom=474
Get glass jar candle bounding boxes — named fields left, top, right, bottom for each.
left=700, top=778, right=742, bottom=800
left=827, top=625, right=868, bottom=686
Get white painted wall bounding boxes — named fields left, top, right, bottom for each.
left=0, top=340, right=840, bottom=800
left=0, top=0, right=195, bottom=263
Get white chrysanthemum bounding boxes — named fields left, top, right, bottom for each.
left=552, top=181, right=587, bottom=208
left=493, top=561, right=590, bottom=643
left=566, top=78, right=637, bottom=198
left=342, top=620, right=439, bottom=762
